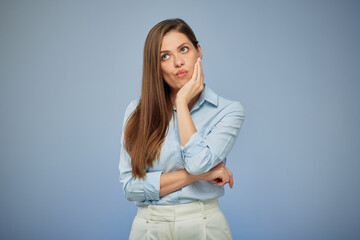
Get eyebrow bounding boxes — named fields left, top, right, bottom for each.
left=160, top=42, right=190, bottom=54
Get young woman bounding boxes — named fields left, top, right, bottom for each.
left=119, top=18, right=244, bottom=239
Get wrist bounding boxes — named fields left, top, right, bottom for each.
left=184, top=170, right=200, bottom=183
left=175, top=97, right=188, bottom=108
left=190, top=172, right=204, bottom=182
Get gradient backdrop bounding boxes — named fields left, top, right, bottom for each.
left=1, top=0, right=359, bottom=239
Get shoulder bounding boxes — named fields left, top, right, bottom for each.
left=206, top=85, right=244, bottom=117
left=122, top=99, right=140, bottom=125
left=125, top=99, right=140, bottom=116
left=218, top=96, right=244, bottom=115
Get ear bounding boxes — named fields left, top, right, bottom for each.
left=197, top=43, right=203, bottom=60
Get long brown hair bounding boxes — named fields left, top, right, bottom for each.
left=124, top=18, right=199, bottom=178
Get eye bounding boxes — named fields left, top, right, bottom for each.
left=162, top=54, right=170, bottom=60
left=180, top=47, right=189, bottom=53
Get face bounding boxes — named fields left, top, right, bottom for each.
left=160, top=31, right=202, bottom=92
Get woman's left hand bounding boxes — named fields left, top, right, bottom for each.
left=197, top=163, right=234, bottom=189
left=175, top=58, right=204, bottom=106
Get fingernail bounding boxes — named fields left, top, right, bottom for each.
left=198, top=58, right=201, bottom=62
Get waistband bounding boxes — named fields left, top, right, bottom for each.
left=136, top=199, right=220, bottom=222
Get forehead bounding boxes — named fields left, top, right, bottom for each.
left=161, top=31, right=191, bottom=51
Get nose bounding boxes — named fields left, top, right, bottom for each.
left=173, top=53, right=184, bottom=67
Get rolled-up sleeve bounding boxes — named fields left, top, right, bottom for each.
left=181, top=101, right=245, bottom=175
left=119, top=101, right=163, bottom=202
left=144, top=171, right=162, bottom=200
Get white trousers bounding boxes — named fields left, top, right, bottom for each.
left=129, top=199, right=233, bottom=240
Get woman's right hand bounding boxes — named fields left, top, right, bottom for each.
left=197, top=163, right=234, bottom=188
left=175, top=58, right=204, bottom=106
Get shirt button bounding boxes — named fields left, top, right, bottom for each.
left=177, top=145, right=180, bottom=150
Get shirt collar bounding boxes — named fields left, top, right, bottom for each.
left=196, top=84, right=218, bottom=108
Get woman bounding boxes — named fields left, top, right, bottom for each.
left=119, top=18, right=244, bottom=239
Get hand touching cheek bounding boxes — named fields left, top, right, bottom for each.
left=175, top=58, right=204, bottom=106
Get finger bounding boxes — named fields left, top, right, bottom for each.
left=213, top=178, right=221, bottom=183
left=214, top=176, right=225, bottom=184
left=197, top=58, right=201, bottom=83
left=213, top=179, right=222, bottom=186
left=198, top=59, right=203, bottom=89
left=191, top=59, right=198, bottom=81
left=216, top=181, right=227, bottom=186
left=192, top=60, right=199, bottom=84
left=198, top=58, right=204, bottom=85
left=225, top=168, right=233, bottom=188
left=229, top=172, right=234, bottom=189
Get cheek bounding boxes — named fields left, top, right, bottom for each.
left=189, top=53, right=198, bottom=69
left=188, top=58, right=198, bottom=75
left=161, top=63, right=171, bottom=76
left=160, top=65, right=172, bottom=86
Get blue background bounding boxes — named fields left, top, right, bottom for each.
left=1, top=0, right=359, bottom=239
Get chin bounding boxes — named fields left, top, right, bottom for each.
left=179, top=79, right=190, bottom=88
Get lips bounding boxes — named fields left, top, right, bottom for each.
left=176, top=69, right=188, bottom=78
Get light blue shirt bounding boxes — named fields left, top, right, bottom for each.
left=119, top=85, right=244, bottom=206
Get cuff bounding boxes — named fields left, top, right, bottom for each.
left=180, top=132, right=206, bottom=158
left=144, top=171, right=163, bottom=201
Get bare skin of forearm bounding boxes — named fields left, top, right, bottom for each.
left=176, top=99, right=197, bottom=146
left=159, top=170, right=200, bottom=196
left=159, top=163, right=233, bottom=197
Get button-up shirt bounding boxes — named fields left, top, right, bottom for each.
left=119, top=85, right=244, bottom=206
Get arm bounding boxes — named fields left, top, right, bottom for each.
left=121, top=139, right=233, bottom=201
left=120, top=157, right=197, bottom=201
left=175, top=58, right=203, bottom=146
left=121, top=150, right=232, bottom=201
left=120, top=134, right=198, bottom=201
left=176, top=60, right=245, bottom=175
left=160, top=162, right=234, bottom=196
left=160, top=170, right=198, bottom=196
left=180, top=105, right=244, bottom=175
left=120, top=91, right=239, bottom=201
left=119, top=127, right=162, bottom=202
left=119, top=101, right=158, bottom=202
left=119, top=100, right=222, bottom=202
